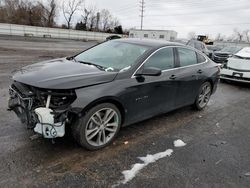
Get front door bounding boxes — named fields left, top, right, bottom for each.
left=125, top=47, right=179, bottom=122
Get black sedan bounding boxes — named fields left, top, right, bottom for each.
left=212, top=46, right=242, bottom=64
left=186, top=39, right=211, bottom=57
left=8, top=39, right=220, bottom=150
left=106, top=35, right=121, bottom=41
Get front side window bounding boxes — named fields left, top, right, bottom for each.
left=75, top=41, right=149, bottom=71
left=144, top=48, right=174, bottom=70
left=178, top=48, right=197, bottom=67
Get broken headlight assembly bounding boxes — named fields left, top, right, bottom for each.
left=8, top=82, right=77, bottom=138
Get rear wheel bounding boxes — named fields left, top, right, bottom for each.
left=194, top=82, right=212, bottom=110
left=72, top=103, right=121, bottom=150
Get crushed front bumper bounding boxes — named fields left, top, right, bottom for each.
left=8, top=85, right=67, bottom=138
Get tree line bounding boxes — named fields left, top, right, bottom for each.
left=187, top=28, right=250, bottom=43
left=0, top=0, right=124, bottom=34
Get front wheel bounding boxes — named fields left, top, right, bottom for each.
left=72, top=103, right=121, bottom=150
left=194, top=82, right=212, bottom=110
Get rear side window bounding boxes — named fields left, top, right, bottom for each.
left=197, top=53, right=206, bottom=63
left=144, top=48, right=174, bottom=70
left=177, top=48, right=197, bottom=67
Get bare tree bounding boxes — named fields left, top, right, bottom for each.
left=100, top=9, right=112, bottom=31
left=243, top=30, right=250, bottom=43
left=88, top=7, right=97, bottom=31
left=0, top=0, right=6, bottom=22
left=215, top=33, right=222, bottom=41
left=77, top=7, right=120, bottom=32
left=1, top=0, right=49, bottom=26
left=95, top=12, right=100, bottom=31
left=62, top=0, right=83, bottom=29
left=110, top=17, right=120, bottom=29
left=2, top=0, right=18, bottom=23
left=187, top=31, right=196, bottom=39
left=81, top=6, right=97, bottom=31
left=39, top=0, right=57, bottom=27
left=81, top=8, right=90, bottom=29
left=233, top=28, right=244, bottom=42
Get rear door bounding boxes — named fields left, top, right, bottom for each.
left=174, top=47, right=206, bottom=107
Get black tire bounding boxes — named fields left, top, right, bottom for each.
left=72, top=103, right=121, bottom=150
left=194, top=82, right=212, bottom=110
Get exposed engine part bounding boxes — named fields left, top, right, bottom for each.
left=8, top=82, right=76, bottom=136
left=8, top=84, right=34, bottom=128
left=34, top=95, right=65, bottom=138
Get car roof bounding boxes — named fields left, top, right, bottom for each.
left=115, top=38, right=185, bottom=48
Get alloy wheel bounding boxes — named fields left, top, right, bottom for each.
left=85, top=108, right=119, bottom=147
left=198, top=83, right=211, bottom=108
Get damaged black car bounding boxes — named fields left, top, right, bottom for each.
left=8, top=39, right=220, bottom=150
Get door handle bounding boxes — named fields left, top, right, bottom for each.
left=169, top=75, right=177, bottom=80
left=197, top=69, right=203, bottom=74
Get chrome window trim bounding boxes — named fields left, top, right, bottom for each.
left=131, top=45, right=208, bottom=78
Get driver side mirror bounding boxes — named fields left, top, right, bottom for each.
left=135, top=67, right=162, bottom=77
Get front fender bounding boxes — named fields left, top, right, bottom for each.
left=71, top=82, right=126, bottom=116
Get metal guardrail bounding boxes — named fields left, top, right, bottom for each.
left=0, top=23, right=123, bottom=41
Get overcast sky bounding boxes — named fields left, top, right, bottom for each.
left=57, top=0, right=250, bottom=39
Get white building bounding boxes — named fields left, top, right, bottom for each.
left=129, top=29, right=178, bottom=41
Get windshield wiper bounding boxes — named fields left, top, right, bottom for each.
left=76, top=60, right=106, bottom=71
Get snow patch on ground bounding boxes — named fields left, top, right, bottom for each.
left=174, top=139, right=187, bottom=147
left=121, top=149, right=173, bottom=184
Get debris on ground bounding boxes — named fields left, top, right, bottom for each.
left=215, top=159, right=223, bottom=165
left=220, top=141, right=227, bottom=145
left=195, top=177, right=199, bottom=182
left=244, top=172, right=250, bottom=177
left=174, top=139, right=187, bottom=147
left=209, top=140, right=227, bottom=147
left=29, top=134, right=40, bottom=140
left=124, top=141, right=129, bottom=145
left=120, top=149, right=173, bottom=185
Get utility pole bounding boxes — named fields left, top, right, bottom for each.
left=140, top=0, right=145, bottom=30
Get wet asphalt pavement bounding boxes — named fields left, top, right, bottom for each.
left=0, top=37, right=250, bottom=188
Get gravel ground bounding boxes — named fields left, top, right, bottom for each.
left=0, top=37, right=250, bottom=188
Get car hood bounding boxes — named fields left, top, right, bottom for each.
left=235, top=47, right=250, bottom=58
left=12, top=58, right=118, bottom=89
left=227, top=58, right=250, bottom=71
